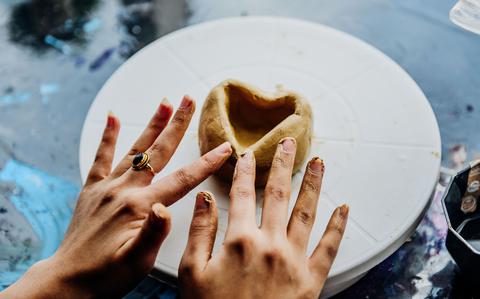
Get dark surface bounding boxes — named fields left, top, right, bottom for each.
left=1, top=0, right=480, bottom=298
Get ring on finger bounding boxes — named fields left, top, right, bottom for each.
left=131, top=152, right=155, bottom=176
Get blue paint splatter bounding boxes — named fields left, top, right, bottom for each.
left=44, top=35, right=72, bottom=55
left=0, top=160, right=78, bottom=289
left=83, top=18, right=103, bottom=34
left=0, top=90, right=31, bottom=107
left=74, top=56, right=86, bottom=68
left=40, top=83, right=60, bottom=104
left=89, top=47, right=116, bottom=71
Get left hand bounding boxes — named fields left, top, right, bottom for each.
left=1, top=95, right=232, bottom=299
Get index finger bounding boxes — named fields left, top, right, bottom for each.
left=144, top=142, right=232, bottom=206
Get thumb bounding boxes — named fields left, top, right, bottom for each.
left=129, top=203, right=171, bottom=264
left=180, top=191, right=218, bottom=276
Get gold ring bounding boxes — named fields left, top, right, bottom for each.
left=132, top=152, right=155, bottom=176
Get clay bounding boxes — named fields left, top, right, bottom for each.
left=198, top=79, right=313, bottom=186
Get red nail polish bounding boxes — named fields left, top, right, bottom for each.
left=339, top=204, right=349, bottom=219
left=159, top=98, right=171, bottom=119
left=107, top=112, right=115, bottom=128
left=179, top=96, right=193, bottom=109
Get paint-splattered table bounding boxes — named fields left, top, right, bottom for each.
left=0, top=0, right=479, bottom=298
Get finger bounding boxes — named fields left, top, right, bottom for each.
left=226, top=149, right=256, bottom=235
left=260, top=137, right=296, bottom=232
left=86, top=112, right=120, bottom=186
left=145, top=95, right=195, bottom=174
left=309, top=204, right=349, bottom=282
left=145, top=142, right=232, bottom=206
left=180, top=192, right=218, bottom=276
left=287, top=157, right=324, bottom=252
left=111, top=99, right=173, bottom=177
left=125, top=203, right=172, bottom=267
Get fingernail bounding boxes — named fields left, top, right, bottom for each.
left=196, top=192, right=213, bottom=210
left=152, top=203, right=168, bottom=220
left=215, top=142, right=232, bottom=155
left=280, top=137, right=296, bottom=153
left=339, top=204, right=349, bottom=219
left=179, top=95, right=193, bottom=110
left=107, top=111, right=115, bottom=128
left=159, top=98, right=171, bottom=119
left=309, top=157, right=324, bottom=174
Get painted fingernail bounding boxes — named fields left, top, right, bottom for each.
left=159, top=98, right=171, bottom=119
left=309, top=157, right=324, bottom=174
left=215, top=142, right=232, bottom=155
left=179, top=95, right=193, bottom=110
left=339, top=204, right=349, bottom=219
left=107, top=111, right=115, bottom=128
left=280, top=137, right=296, bottom=153
left=196, top=192, right=213, bottom=210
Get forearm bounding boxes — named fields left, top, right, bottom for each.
left=0, top=258, right=90, bottom=299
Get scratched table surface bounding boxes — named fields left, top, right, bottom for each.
left=0, top=0, right=479, bottom=298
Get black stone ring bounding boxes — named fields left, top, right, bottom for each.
left=131, top=152, right=155, bottom=176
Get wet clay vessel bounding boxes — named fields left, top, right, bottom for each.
left=198, top=79, right=313, bottom=186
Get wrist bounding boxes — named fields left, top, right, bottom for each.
left=1, top=257, right=93, bottom=299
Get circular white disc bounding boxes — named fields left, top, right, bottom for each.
left=79, top=17, right=441, bottom=297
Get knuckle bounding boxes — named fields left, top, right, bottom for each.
left=101, top=192, right=115, bottom=205
left=94, top=153, right=104, bottom=163
left=323, top=243, right=338, bottom=260
left=328, top=221, right=346, bottom=236
left=189, top=217, right=214, bottom=237
left=99, top=187, right=119, bottom=206
left=87, top=171, right=105, bottom=184
left=150, top=142, right=170, bottom=157
left=265, top=185, right=289, bottom=202
left=292, top=209, right=314, bottom=225
left=272, top=155, right=289, bottom=169
left=174, top=168, right=196, bottom=197
left=101, top=133, right=113, bottom=145
left=117, top=198, right=138, bottom=216
left=178, top=260, right=197, bottom=280
left=150, top=118, right=165, bottom=130
left=315, top=259, right=332, bottom=277
left=172, top=112, right=189, bottom=126
left=335, top=224, right=346, bottom=235
left=230, top=186, right=253, bottom=200
left=201, top=155, right=218, bottom=172
left=262, top=246, right=286, bottom=268
left=302, top=179, right=320, bottom=193
left=237, top=160, right=254, bottom=175
left=227, top=233, right=255, bottom=259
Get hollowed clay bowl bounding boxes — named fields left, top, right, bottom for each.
left=198, top=79, right=313, bottom=186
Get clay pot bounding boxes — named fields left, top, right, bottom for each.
left=198, top=79, right=313, bottom=186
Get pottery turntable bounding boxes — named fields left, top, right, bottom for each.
left=80, top=17, right=441, bottom=297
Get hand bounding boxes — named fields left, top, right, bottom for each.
left=179, top=138, right=349, bottom=299
left=1, top=96, right=232, bottom=299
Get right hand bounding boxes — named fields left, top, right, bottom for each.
left=178, top=137, right=349, bottom=299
